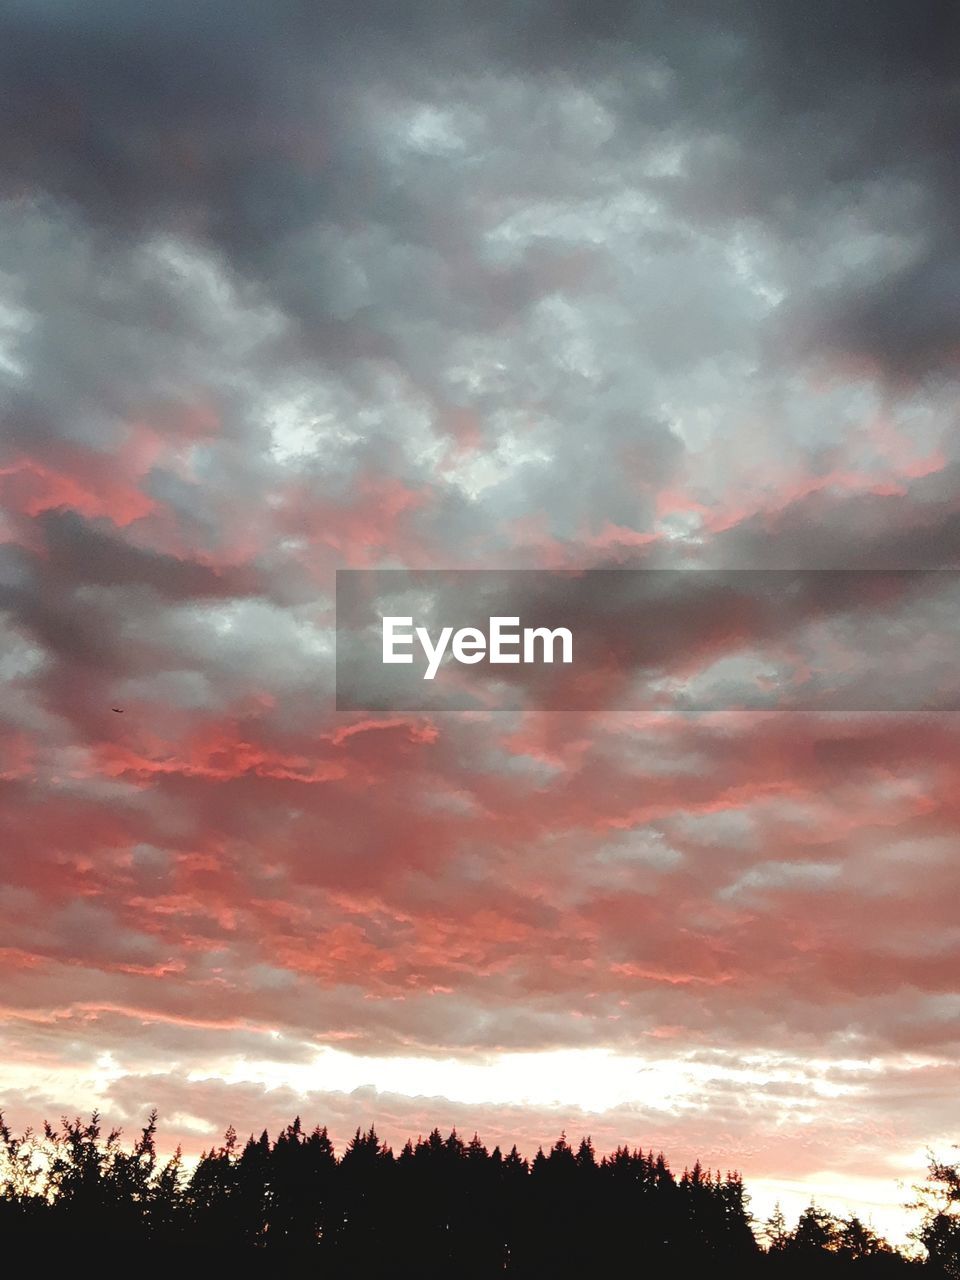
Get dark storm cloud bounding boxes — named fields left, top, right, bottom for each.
left=709, top=462, right=960, bottom=569
left=1, top=0, right=956, bottom=580
left=2, top=1, right=957, bottom=376
left=35, top=509, right=259, bottom=597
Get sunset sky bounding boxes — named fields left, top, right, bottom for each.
left=1, top=0, right=960, bottom=1245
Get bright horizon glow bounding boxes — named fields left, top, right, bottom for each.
left=0, top=1039, right=944, bottom=1247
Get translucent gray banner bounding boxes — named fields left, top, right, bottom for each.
left=336, top=569, right=960, bottom=712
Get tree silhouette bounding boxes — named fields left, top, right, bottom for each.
left=914, top=1153, right=960, bottom=1277
left=0, top=1108, right=924, bottom=1274
left=765, top=1202, right=791, bottom=1252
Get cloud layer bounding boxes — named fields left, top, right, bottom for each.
left=1, top=0, right=959, bottom=1243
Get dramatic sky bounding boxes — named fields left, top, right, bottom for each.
left=1, top=0, right=959, bottom=1244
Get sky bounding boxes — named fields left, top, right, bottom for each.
left=1, top=0, right=959, bottom=1247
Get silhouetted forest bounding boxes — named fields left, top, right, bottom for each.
left=2, top=1110, right=955, bottom=1275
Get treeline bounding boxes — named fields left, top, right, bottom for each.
left=0, top=1110, right=934, bottom=1275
